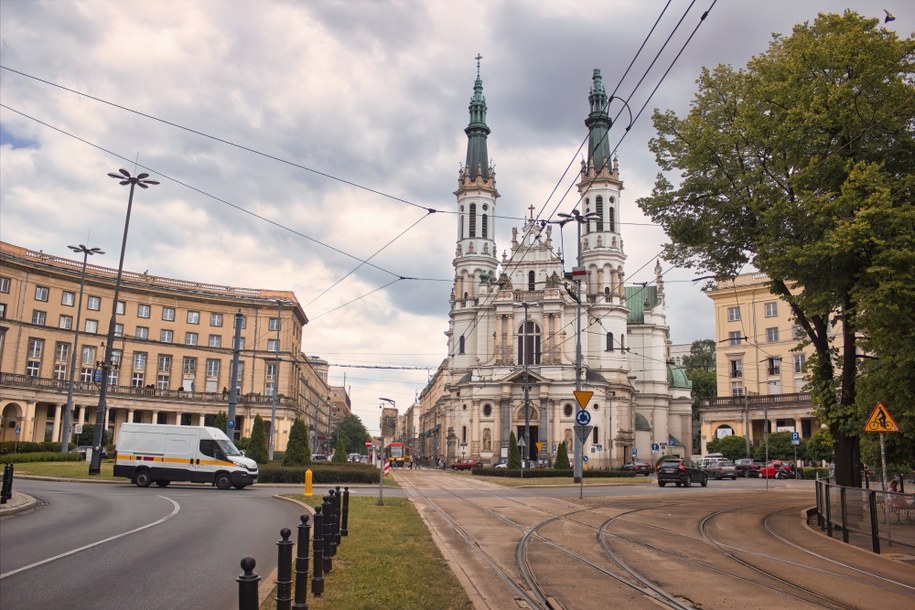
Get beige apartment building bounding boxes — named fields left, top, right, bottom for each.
left=700, top=272, right=826, bottom=452
left=0, top=241, right=347, bottom=451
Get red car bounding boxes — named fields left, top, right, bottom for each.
left=757, top=461, right=795, bottom=479
left=451, top=459, right=481, bottom=471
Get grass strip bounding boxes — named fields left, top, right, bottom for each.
left=262, top=495, right=472, bottom=610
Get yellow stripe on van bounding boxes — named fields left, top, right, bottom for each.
left=116, top=453, right=234, bottom=467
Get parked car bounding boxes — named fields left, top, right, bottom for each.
left=706, top=460, right=737, bottom=480
left=618, top=461, right=653, bottom=476
left=744, top=460, right=767, bottom=478
left=451, top=459, right=481, bottom=471
left=657, top=458, right=708, bottom=487
left=347, top=453, right=365, bottom=463
left=75, top=446, right=108, bottom=459
left=734, top=458, right=757, bottom=477
left=311, top=454, right=330, bottom=462
left=756, top=460, right=796, bottom=479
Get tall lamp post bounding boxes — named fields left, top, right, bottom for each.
left=61, top=244, right=104, bottom=454
left=557, top=209, right=598, bottom=483
left=268, top=299, right=291, bottom=461
left=89, top=169, right=158, bottom=475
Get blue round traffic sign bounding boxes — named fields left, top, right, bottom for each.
left=575, top=409, right=591, bottom=425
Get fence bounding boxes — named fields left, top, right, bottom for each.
left=814, top=478, right=915, bottom=554
left=237, top=486, right=350, bottom=610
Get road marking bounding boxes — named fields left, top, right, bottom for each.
left=0, top=495, right=180, bottom=580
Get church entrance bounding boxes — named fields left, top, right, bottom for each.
left=517, top=425, right=539, bottom=463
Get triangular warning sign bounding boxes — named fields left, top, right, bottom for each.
left=574, top=390, right=593, bottom=409
left=864, top=402, right=899, bottom=433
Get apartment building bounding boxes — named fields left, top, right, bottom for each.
left=0, top=241, right=344, bottom=450
left=700, top=272, right=827, bottom=451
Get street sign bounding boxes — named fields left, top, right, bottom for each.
left=575, top=409, right=592, bottom=426
left=791, top=432, right=800, bottom=445
left=864, top=402, right=899, bottom=433
left=574, top=424, right=592, bottom=445
left=593, top=444, right=603, bottom=451
left=574, top=390, right=594, bottom=409
left=669, top=438, right=677, bottom=447
left=75, top=424, right=83, bottom=434
left=582, top=455, right=589, bottom=462
left=660, top=442, right=667, bottom=449
left=228, top=420, right=235, bottom=428
left=651, top=443, right=659, bottom=452
left=365, top=441, right=373, bottom=447
left=15, top=427, right=20, bottom=435
left=632, top=447, right=637, bottom=458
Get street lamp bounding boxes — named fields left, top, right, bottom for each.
left=268, top=298, right=292, bottom=461
left=557, top=209, right=598, bottom=483
left=514, top=301, right=539, bottom=474
left=89, top=169, right=158, bottom=475
left=62, top=244, right=104, bottom=454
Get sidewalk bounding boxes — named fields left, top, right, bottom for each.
left=0, top=491, right=38, bottom=516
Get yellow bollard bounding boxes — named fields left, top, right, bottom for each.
left=305, top=468, right=313, bottom=497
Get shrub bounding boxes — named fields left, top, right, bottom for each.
left=284, top=418, right=311, bottom=466
left=257, top=463, right=380, bottom=484
left=1, top=441, right=63, bottom=454
left=3, top=452, right=85, bottom=463
left=553, top=441, right=571, bottom=470
left=247, top=415, right=268, bottom=464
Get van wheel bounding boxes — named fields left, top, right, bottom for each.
left=215, top=473, right=232, bottom=490
left=135, top=470, right=152, bottom=488
left=155, top=481, right=170, bottom=488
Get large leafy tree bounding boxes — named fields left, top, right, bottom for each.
left=333, top=414, right=370, bottom=455
left=638, top=12, right=914, bottom=486
left=682, top=339, right=717, bottom=451
left=705, top=435, right=746, bottom=462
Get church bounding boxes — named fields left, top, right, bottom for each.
left=419, top=64, right=693, bottom=469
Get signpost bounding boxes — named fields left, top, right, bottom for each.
left=573, top=424, right=592, bottom=499
left=572, top=390, right=593, bottom=485
left=864, top=402, right=900, bottom=492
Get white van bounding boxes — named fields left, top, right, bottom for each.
left=114, top=424, right=258, bottom=490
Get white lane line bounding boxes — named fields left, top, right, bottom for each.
left=0, top=495, right=180, bottom=580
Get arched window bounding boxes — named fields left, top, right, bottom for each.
left=458, top=335, right=465, bottom=354
left=462, top=426, right=467, bottom=443
left=459, top=205, right=464, bottom=239
left=517, top=321, right=541, bottom=365
left=563, top=403, right=573, bottom=417
left=469, top=204, right=477, bottom=238
left=595, top=196, right=604, bottom=232
left=483, top=404, right=492, bottom=417
left=528, top=271, right=535, bottom=291
left=592, top=426, right=599, bottom=444
left=620, top=334, right=625, bottom=351
left=482, top=214, right=488, bottom=239
left=608, top=207, right=615, bottom=233
left=606, top=332, right=614, bottom=351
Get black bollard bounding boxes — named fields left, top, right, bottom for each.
left=275, top=528, right=294, bottom=610
left=334, top=486, right=342, bottom=546
left=1, top=463, right=14, bottom=504
left=341, top=487, right=350, bottom=537
left=322, top=495, right=335, bottom=570
left=311, top=506, right=324, bottom=598
left=237, top=556, right=260, bottom=610
left=293, top=514, right=311, bottom=610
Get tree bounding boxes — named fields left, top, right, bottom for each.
left=553, top=439, right=571, bottom=470
left=752, top=432, right=795, bottom=462
left=75, top=424, right=109, bottom=447
left=247, top=415, right=268, bottom=464
left=507, top=432, right=521, bottom=469
left=637, top=12, right=914, bottom=487
left=283, top=418, right=311, bottom=466
left=705, top=435, right=746, bottom=462
left=682, top=339, right=717, bottom=451
left=213, top=411, right=228, bottom=436
left=334, top=414, right=370, bottom=455
left=332, top=435, right=347, bottom=463
left=804, top=427, right=834, bottom=464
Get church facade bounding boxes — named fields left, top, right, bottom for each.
left=420, top=65, right=693, bottom=468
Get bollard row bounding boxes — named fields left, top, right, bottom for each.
left=239, top=487, right=350, bottom=610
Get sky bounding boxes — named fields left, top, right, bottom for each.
left=1, top=0, right=910, bottom=433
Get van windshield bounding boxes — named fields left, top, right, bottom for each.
left=216, top=439, right=242, bottom=456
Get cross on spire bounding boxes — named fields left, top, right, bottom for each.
left=475, top=53, right=483, bottom=77
left=528, top=204, right=535, bottom=219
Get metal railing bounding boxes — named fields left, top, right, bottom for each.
left=814, top=478, right=915, bottom=554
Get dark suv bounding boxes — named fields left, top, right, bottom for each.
left=657, top=458, right=708, bottom=488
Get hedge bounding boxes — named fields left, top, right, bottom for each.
left=474, top=467, right=637, bottom=479
left=2, top=451, right=85, bottom=463
left=257, top=463, right=381, bottom=484
left=0, top=441, right=65, bottom=454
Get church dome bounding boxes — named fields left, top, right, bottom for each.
left=667, top=363, right=692, bottom=389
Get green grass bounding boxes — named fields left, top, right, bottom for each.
left=12, top=459, right=119, bottom=480
left=263, top=496, right=472, bottom=610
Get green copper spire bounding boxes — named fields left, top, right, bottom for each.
left=585, top=68, right=613, bottom=171
left=464, top=54, right=491, bottom=181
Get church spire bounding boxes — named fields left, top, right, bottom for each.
left=585, top=68, right=613, bottom=172
left=464, top=54, right=491, bottom=181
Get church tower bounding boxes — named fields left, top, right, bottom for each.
left=450, top=57, right=499, bottom=368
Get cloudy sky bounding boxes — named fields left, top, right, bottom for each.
left=1, top=0, right=910, bottom=433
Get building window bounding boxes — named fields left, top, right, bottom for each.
left=766, top=327, right=779, bottom=342
left=162, top=306, right=176, bottom=321
left=156, top=374, right=170, bottom=391
left=158, top=354, right=172, bottom=373
left=764, top=302, right=778, bottom=317
left=208, top=334, right=222, bottom=348
left=517, top=321, right=541, bottom=365
left=26, top=359, right=41, bottom=377
left=137, top=304, right=151, bottom=318
left=608, top=207, right=615, bottom=233
left=183, top=357, right=197, bottom=374
left=32, top=310, right=47, bottom=326
left=81, top=367, right=94, bottom=384
left=458, top=335, right=465, bottom=354
left=563, top=403, right=574, bottom=417
left=133, top=352, right=147, bottom=370
left=58, top=315, right=73, bottom=330
left=267, top=338, right=279, bottom=353
left=54, top=364, right=67, bottom=380
left=87, top=296, right=101, bottom=311
left=55, top=342, right=71, bottom=363
left=160, top=329, right=174, bottom=343
left=185, top=332, right=198, bottom=346
left=768, top=357, right=781, bottom=376
left=481, top=213, right=489, bottom=239
left=210, top=313, right=223, bottom=327
left=81, top=345, right=96, bottom=365
left=115, top=323, right=124, bottom=337
left=268, top=317, right=280, bottom=332
left=793, top=353, right=806, bottom=373
left=136, top=326, right=149, bottom=340
left=0, top=303, right=5, bottom=319
left=187, top=310, right=200, bottom=324
left=620, top=334, right=625, bottom=351
left=132, top=372, right=145, bottom=388
left=727, top=306, right=740, bottom=321
left=731, top=382, right=744, bottom=396
left=233, top=336, right=246, bottom=350
left=34, top=285, right=49, bottom=301
left=728, top=331, right=743, bottom=345
left=206, top=358, right=220, bottom=377
left=0, top=276, right=10, bottom=293
left=606, top=332, right=614, bottom=351
left=265, top=362, right=277, bottom=397
left=483, top=404, right=492, bottom=417
left=469, top=203, right=477, bottom=238
left=730, top=359, right=743, bottom=378
left=528, top=271, right=535, bottom=291
left=116, top=300, right=125, bottom=315
left=61, top=291, right=75, bottom=306
left=110, top=349, right=122, bottom=368
left=27, top=336, right=44, bottom=363
left=84, top=319, right=98, bottom=334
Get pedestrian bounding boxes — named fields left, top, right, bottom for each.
left=889, top=480, right=899, bottom=493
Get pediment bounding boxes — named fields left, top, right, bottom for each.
left=500, top=368, right=550, bottom=384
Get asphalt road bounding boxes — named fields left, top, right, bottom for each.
left=0, top=479, right=306, bottom=610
